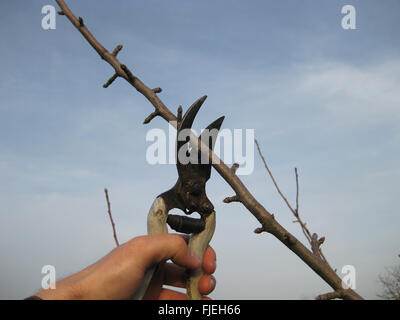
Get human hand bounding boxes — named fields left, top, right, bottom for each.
left=34, top=234, right=216, bottom=300
left=142, top=235, right=216, bottom=300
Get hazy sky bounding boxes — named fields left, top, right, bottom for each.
left=1, top=0, right=399, bottom=299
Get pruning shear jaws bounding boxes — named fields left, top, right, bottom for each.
left=133, top=96, right=224, bottom=300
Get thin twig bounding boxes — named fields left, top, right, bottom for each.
left=295, top=165, right=330, bottom=265
left=255, top=139, right=331, bottom=267
left=293, top=167, right=315, bottom=249
left=104, top=188, right=119, bottom=247
left=255, top=139, right=311, bottom=242
left=54, top=0, right=362, bottom=299
left=103, top=73, right=118, bottom=88
left=111, top=44, right=123, bottom=57
left=143, top=110, right=160, bottom=124
left=295, top=167, right=299, bottom=215
left=254, top=139, right=296, bottom=216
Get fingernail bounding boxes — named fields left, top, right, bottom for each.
left=210, top=276, right=216, bottom=290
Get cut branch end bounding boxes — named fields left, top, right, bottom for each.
left=254, top=219, right=273, bottom=234
left=223, top=195, right=241, bottom=204
left=254, top=227, right=265, bottom=234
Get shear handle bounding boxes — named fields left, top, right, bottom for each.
left=132, top=196, right=215, bottom=300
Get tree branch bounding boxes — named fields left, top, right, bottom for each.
left=104, top=188, right=119, bottom=247
left=55, top=0, right=363, bottom=300
left=103, top=73, right=118, bottom=88
left=255, top=139, right=331, bottom=267
left=223, top=195, right=241, bottom=204
left=295, top=167, right=299, bottom=215
left=111, top=44, right=123, bottom=57
left=143, top=110, right=160, bottom=124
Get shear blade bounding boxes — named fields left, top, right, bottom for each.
left=200, top=115, right=225, bottom=151
left=179, top=95, right=207, bottom=131
left=177, top=96, right=207, bottom=159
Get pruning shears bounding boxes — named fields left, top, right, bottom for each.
left=133, top=96, right=224, bottom=300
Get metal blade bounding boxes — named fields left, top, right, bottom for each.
left=176, top=96, right=207, bottom=173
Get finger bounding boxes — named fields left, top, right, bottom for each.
left=130, top=234, right=200, bottom=272
left=163, top=263, right=217, bottom=295
left=163, top=263, right=187, bottom=288
left=143, top=263, right=165, bottom=300
left=162, top=245, right=216, bottom=288
left=180, top=234, right=191, bottom=243
left=158, top=288, right=212, bottom=300
left=198, top=274, right=216, bottom=295
left=176, top=235, right=215, bottom=274
left=202, top=246, right=216, bottom=274
left=158, top=288, right=187, bottom=300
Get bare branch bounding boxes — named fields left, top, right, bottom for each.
left=223, top=195, right=241, bottom=204
left=254, top=139, right=296, bottom=215
left=54, top=0, right=363, bottom=300
left=295, top=167, right=299, bottom=215
left=254, top=215, right=275, bottom=234
left=255, top=139, right=332, bottom=266
left=223, top=165, right=240, bottom=203
left=104, top=188, right=119, bottom=247
left=152, top=87, right=162, bottom=94
left=377, top=264, right=400, bottom=300
left=254, top=227, right=265, bottom=234
left=111, top=44, right=123, bottom=57
left=103, top=73, right=118, bottom=88
left=143, top=110, right=160, bottom=124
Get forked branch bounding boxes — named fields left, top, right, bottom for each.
left=254, top=139, right=330, bottom=267
left=55, top=0, right=362, bottom=300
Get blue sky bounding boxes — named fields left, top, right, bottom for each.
left=0, top=0, right=399, bottom=299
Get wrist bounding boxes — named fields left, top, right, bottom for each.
left=34, top=278, right=85, bottom=300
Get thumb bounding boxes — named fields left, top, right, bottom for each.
left=131, top=234, right=200, bottom=272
